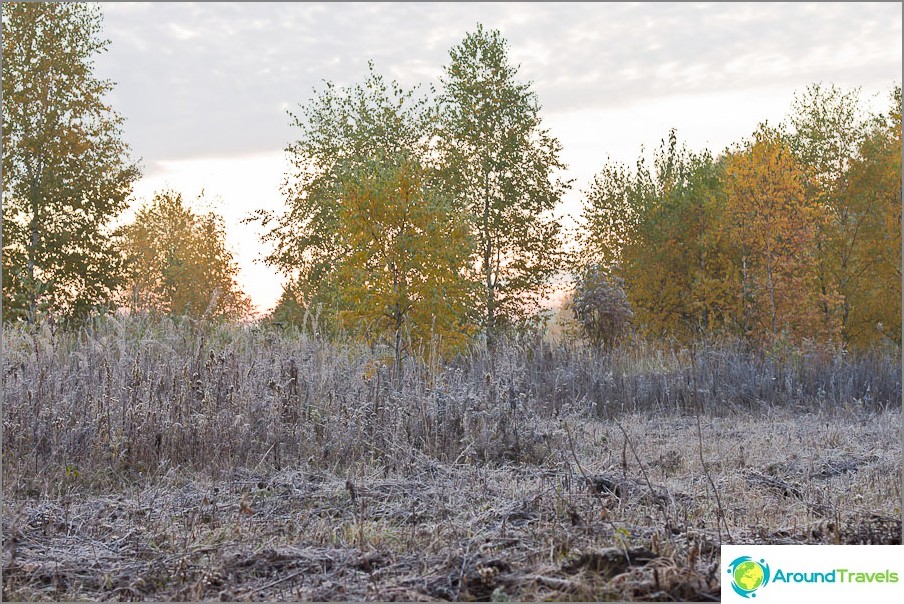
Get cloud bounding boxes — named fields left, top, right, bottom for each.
left=95, top=2, right=901, bottom=173
left=505, top=2, right=901, bottom=114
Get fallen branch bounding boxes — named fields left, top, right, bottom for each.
left=533, top=574, right=576, bottom=590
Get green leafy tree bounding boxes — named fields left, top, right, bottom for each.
left=578, top=131, right=735, bottom=341
left=118, top=190, right=250, bottom=320
left=576, top=162, right=643, bottom=274
left=2, top=2, right=140, bottom=322
left=625, top=134, right=735, bottom=339
left=789, top=83, right=868, bottom=193
left=251, top=62, right=435, bottom=329
left=437, top=24, right=569, bottom=344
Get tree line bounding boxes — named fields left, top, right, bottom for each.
left=574, top=86, right=901, bottom=351
left=2, top=2, right=900, bottom=357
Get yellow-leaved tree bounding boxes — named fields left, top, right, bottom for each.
left=837, top=86, right=902, bottom=348
left=721, top=125, right=834, bottom=346
left=335, top=155, right=475, bottom=368
left=117, top=190, right=250, bottom=320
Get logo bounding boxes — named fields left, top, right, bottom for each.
left=727, top=556, right=771, bottom=598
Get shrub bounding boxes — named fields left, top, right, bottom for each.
left=572, top=265, right=634, bottom=350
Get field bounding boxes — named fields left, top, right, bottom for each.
left=2, top=316, right=901, bottom=601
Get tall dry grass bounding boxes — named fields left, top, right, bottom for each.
left=2, top=314, right=900, bottom=495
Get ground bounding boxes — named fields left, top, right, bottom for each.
left=3, top=407, right=900, bottom=601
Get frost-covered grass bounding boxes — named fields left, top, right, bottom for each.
left=2, top=315, right=900, bottom=600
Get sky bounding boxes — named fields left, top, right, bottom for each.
left=93, top=2, right=903, bottom=315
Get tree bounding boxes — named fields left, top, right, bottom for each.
left=252, top=63, right=475, bottom=359
left=437, top=24, right=569, bottom=344
left=269, top=281, right=313, bottom=329
left=789, top=83, right=868, bottom=193
left=721, top=125, right=832, bottom=345
left=787, top=83, right=873, bottom=343
left=575, top=162, right=642, bottom=274
left=837, top=86, right=902, bottom=348
left=576, top=84, right=896, bottom=349
left=577, top=131, right=736, bottom=341
left=334, top=154, right=475, bottom=366
left=2, top=2, right=140, bottom=322
left=118, top=190, right=250, bottom=320
left=624, top=135, right=736, bottom=340
left=251, top=62, right=435, bottom=327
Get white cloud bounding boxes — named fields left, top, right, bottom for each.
left=95, top=2, right=900, bottom=163
left=166, top=22, right=198, bottom=41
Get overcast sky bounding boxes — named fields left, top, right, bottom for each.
left=94, top=2, right=902, bottom=314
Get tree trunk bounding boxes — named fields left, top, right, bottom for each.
left=740, top=254, right=751, bottom=338
left=483, top=171, right=495, bottom=348
left=815, top=230, right=831, bottom=327
left=764, top=248, right=777, bottom=338
left=27, top=186, right=40, bottom=324
left=392, top=266, right=403, bottom=384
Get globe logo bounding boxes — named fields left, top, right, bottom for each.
left=727, top=556, right=771, bottom=598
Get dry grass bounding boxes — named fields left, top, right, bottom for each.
left=2, top=316, right=901, bottom=601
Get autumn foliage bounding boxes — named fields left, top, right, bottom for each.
left=722, top=125, right=831, bottom=345
left=1, top=2, right=140, bottom=322
left=578, top=86, right=901, bottom=351
left=334, top=155, right=475, bottom=363
left=117, top=191, right=250, bottom=320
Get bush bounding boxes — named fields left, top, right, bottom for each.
left=572, top=265, right=633, bottom=349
